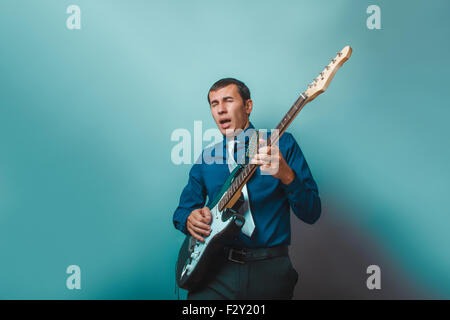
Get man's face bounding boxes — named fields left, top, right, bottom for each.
left=208, top=84, right=252, bottom=136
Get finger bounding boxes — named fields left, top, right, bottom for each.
left=260, top=164, right=279, bottom=175
left=192, top=210, right=210, bottom=223
left=251, top=154, right=262, bottom=161
left=270, top=144, right=279, bottom=152
left=203, top=216, right=211, bottom=224
left=250, top=158, right=261, bottom=165
left=251, top=154, right=271, bottom=164
left=201, top=207, right=211, bottom=215
left=189, top=224, right=211, bottom=236
left=200, top=208, right=212, bottom=223
left=188, top=228, right=205, bottom=242
left=187, top=222, right=210, bottom=240
left=189, top=218, right=211, bottom=231
left=259, top=153, right=272, bottom=162
left=250, top=158, right=264, bottom=165
left=257, top=146, right=271, bottom=155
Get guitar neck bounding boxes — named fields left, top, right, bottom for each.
left=272, top=93, right=308, bottom=146
left=217, top=92, right=309, bottom=212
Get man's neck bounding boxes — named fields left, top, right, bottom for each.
left=223, top=120, right=251, bottom=138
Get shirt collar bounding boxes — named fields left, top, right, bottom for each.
left=222, top=122, right=255, bottom=149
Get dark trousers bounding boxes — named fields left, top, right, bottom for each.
left=187, top=253, right=299, bottom=300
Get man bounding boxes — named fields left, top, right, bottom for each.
left=173, top=78, right=321, bottom=299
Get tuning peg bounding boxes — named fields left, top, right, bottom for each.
left=337, top=52, right=342, bottom=57
left=325, top=65, right=330, bottom=70
left=319, top=72, right=324, bottom=79
left=308, top=84, right=313, bottom=88
left=331, top=58, right=336, bottom=64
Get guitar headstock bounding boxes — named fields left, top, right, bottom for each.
left=304, top=45, right=352, bottom=102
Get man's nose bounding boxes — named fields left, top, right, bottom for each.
left=217, top=103, right=227, bottom=114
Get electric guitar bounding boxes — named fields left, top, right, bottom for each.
left=176, top=45, right=353, bottom=291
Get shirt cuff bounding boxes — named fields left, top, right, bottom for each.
left=281, top=172, right=306, bottom=201
left=173, top=209, right=191, bottom=235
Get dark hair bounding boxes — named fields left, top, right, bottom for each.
left=207, top=78, right=251, bottom=104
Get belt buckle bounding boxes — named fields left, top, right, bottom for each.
left=228, top=248, right=246, bottom=264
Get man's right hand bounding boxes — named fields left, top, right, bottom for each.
left=187, top=207, right=212, bottom=242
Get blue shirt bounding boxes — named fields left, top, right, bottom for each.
left=172, top=123, right=321, bottom=248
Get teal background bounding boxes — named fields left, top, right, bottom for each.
left=0, top=0, right=449, bottom=299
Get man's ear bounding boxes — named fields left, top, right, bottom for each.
left=245, top=99, right=253, bottom=115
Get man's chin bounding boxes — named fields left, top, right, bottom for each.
left=217, top=123, right=246, bottom=136
left=223, top=128, right=238, bottom=137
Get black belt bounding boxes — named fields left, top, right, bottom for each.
left=223, top=245, right=288, bottom=264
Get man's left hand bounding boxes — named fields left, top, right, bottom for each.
left=250, top=138, right=295, bottom=185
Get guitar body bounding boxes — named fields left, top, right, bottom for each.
left=176, top=168, right=246, bottom=291
left=176, top=205, right=245, bottom=291
left=176, top=189, right=245, bottom=291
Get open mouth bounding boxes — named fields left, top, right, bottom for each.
left=219, top=119, right=231, bottom=129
